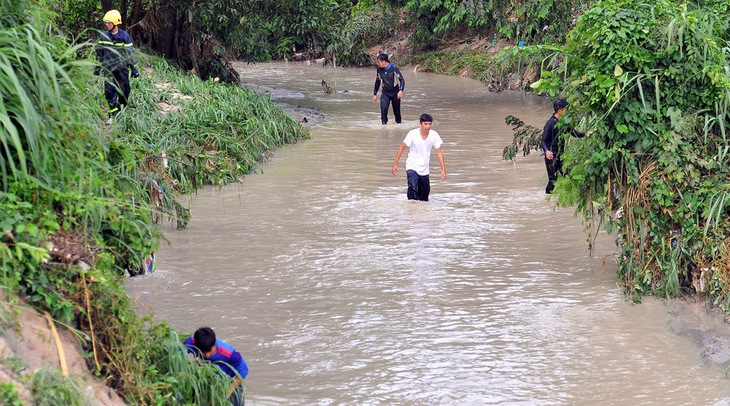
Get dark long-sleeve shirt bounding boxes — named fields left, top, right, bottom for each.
left=542, top=115, right=585, bottom=156
left=374, top=63, right=405, bottom=96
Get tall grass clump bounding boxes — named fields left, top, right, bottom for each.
left=30, top=368, right=87, bottom=406
left=108, top=57, right=309, bottom=229
left=153, top=331, right=239, bottom=405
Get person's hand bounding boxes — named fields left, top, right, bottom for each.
left=440, top=168, right=446, bottom=180
left=545, top=151, right=554, bottom=160
left=392, top=164, right=398, bottom=176
left=372, top=95, right=377, bottom=104
left=131, top=66, right=140, bottom=78
left=397, top=90, right=403, bottom=100
left=93, top=66, right=101, bottom=76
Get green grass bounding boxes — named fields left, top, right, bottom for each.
left=1, top=2, right=307, bottom=402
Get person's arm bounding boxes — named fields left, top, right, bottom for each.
left=572, top=128, right=586, bottom=138
left=227, top=376, right=243, bottom=398
left=224, top=350, right=248, bottom=396
left=122, top=31, right=139, bottom=77
left=394, top=67, right=405, bottom=99
left=392, top=143, right=407, bottom=176
left=373, top=72, right=381, bottom=104
left=436, top=148, right=446, bottom=180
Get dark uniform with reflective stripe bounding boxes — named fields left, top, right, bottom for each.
left=96, top=29, right=135, bottom=116
left=374, top=63, right=405, bottom=124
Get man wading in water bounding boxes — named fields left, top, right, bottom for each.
left=392, top=113, right=446, bottom=201
left=372, top=53, right=405, bottom=125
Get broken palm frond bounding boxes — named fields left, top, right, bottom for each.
left=502, top=115, right=543, bottom=160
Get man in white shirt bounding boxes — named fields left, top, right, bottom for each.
left=391, top=113, right=447, bottom=201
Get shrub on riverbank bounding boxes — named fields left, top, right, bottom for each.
left=1, top=0, right=307, bottom=402
left=515, top=0, right=730, bottom=307
left=405, top=42, right=550, bottom=91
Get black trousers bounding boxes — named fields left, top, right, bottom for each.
left=379, top=91, right=401, bottom=124
left=544, top=154, right=563, bottom=194
left=406, top=170, right=430, bottom=201
left=105, top=68, right=130, bottom=116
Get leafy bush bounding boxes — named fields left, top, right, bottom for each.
left=328, top=2, right=400, bottom=66
left=530, top=0, right=730, bottom=304
left=30, top=368, right=86, bottom=406
left=403, top=0, right=585, bottom=51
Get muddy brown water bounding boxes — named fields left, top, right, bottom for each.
left=127, top=62, right=730, bottom=405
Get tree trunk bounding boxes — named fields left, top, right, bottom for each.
left=100, top=0, right=113, bottom=13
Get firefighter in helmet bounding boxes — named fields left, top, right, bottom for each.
left=94, top=9, right=139, bottom=118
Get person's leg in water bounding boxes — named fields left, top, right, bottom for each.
left=416, top=174, right=430, bottom=201
left=544, top=154, right=562, bottom=194
left=380, top=93, right=393, bottom=124
left=406, top=170, right=419, bottom=200
left=392, top=96, right=402, bottom=124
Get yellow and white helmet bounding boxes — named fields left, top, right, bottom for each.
left=102, top=9, right=122, bottom=26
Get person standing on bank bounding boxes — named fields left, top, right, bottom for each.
left=542, top=98, right=585, bottom=194
left=373, top=53, right=405, bottom=125
left=184, top=327, right=249, bottom=406
left=392, top=113, right=446, bottom=201
left=94, top=9, right=139, bottom=118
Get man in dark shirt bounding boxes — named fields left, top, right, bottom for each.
left=372, top=53, right=405, bottom=125
left=541, top=98, right=585, bottom=194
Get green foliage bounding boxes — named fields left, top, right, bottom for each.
left=328, top=2, right=399, bottom=66
left=53, top=0, right=100, bottom=40
left=0, top=381, right=22, bottom=406
left=2, top=2, right=306, bottom=403
left=30, top=368, right=86, bottom=406
left=529, top=0, right=730, bottom=303
left=501, top=115, right=543, bottom=160
left=404, top=0, right=494, bottom=36
left=406, top=44, right=550, bottom=91
left=497, top=0, right=584, bottom=42
left=259, top=0, right=345, bottom=59
left=403, top=0, right=585, bottom=51
left=0, top=6, right=159, bottom=283
left=153, top=331, right=237, bottom=405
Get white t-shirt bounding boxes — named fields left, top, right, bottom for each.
left=404, top=128, right=443, bottom=176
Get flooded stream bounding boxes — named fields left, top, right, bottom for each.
left=127, top=62, right=730, bottom=405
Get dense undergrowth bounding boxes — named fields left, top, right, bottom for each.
left=504, top=0, right=730, bottom=308
left=0, top=0, right=307, bottom=402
